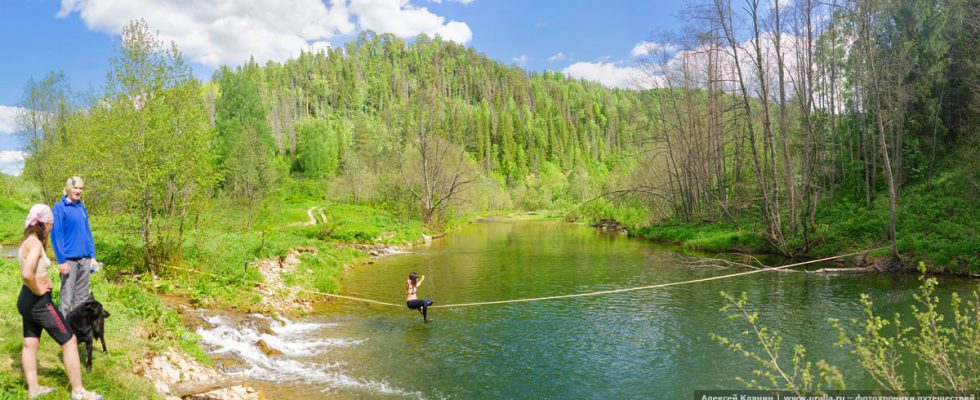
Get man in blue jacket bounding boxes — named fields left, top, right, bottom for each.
left=51, top=176, right=97, bottom=316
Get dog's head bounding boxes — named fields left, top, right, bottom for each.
left=69, top=298, right=110, bottom=327
left=78, top=298, right=109, bottom=318
left=83, top=299, right=110, bottom=320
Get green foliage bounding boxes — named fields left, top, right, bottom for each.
left=574, top=197, right=650, bottom=229
left=516, top=161, right=569, bottom=210
left=318, top=203, right=426, bottom=245
left=216, top=59, right=278, bottom=209
left=0, top=192, right=28, bottom=245
left=830, top=268, right=980, bottom=393
left=60, top=20, right=217, bottom=271
left=807, top=199, right=889, bottom=257
left=16, top=71, right=75, bottom=205
left=636, top=161, right=978, bottom=271
left=712, top=291, right=846, bottom=394
left=281, top=251, right=352, bottom=294
left=110, top=280, right=165, bottom=320
left=807, top=162, right=978, bottom=271
left=632, top=222, right=769, bottom=253
left=893, top=169, right=979, bottom=272
left=296, top=116, right=345, bottom=178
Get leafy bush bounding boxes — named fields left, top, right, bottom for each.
left=830, top=267, right=980, bottom=392
left=575, top=197, right=650, bottom=228
left=632, top=222, right=769, bottom=253
left=717, top=266, right=979, bottom=393
left=713, top=291, right=845, bottom=393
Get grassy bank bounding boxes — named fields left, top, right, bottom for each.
left=629, top=167, right=979, bottom=273
left=631, top=222, right=770, bottom=254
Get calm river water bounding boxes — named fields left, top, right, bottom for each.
left=197, top=219, right=976, bottom=399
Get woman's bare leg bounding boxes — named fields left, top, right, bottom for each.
left=22, top=337, right=40, bottom=391
left=61, top=336, right=84, bottom=392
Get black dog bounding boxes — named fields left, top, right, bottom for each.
left=67, top=298, right=110, bottom=372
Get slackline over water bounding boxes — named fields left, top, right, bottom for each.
left=163, top=247, right=884, bottom=309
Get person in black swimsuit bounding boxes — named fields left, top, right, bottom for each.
left=406, top=272, right=433, bottom=323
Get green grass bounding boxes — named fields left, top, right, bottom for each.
left=632, top=222, right=770, bottom=253
left=0, top=196, right=28, bottom=246
left=317, top=203, right=427, bottom=245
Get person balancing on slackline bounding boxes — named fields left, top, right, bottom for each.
left=406, top=272, right=433, bottom=323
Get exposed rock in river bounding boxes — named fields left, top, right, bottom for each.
left=591, top=218, right=628, bottom=234
left=255, top=338, right=284, bottom=357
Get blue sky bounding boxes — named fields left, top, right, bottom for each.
left=0, top=0, right=687, bottom=171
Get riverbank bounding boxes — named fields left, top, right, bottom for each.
left=627, top=198, right=976, bottom=275
left=613, top=164, right=979, bottom=275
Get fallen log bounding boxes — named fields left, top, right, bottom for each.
left=172, top=378, right=246, bottom=398
left=669, top=253, right=800, bottom=272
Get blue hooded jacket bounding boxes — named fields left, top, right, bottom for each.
left=51, top=196, right=96, bottom=264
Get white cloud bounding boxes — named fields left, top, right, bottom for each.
left=349, top=0, right=471, bottom=44
left=563, top=61, right=647, bottom=89
left=427, top=0, right=475, bottom=4
left=56, top=0, right=472, bottom=67
left=630, top=41, right=677, bottom=58
left=0, top=151, right=26, bottom=176
left=512, top=55, right=528, bottom=65
left=772, top=0, right=793, bottom=10
left=641, top=32, right=804, bottom=98
left=547, top=52, right=566, bottom=62
left=0, top=105, right=23, bottom=135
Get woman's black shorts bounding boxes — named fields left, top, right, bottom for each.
left=407, top=299, right=434, bottom=309
left=17, top=286, right=74, bottom=345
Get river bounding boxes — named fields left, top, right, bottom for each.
left=195, top=219, right=976, bottom=399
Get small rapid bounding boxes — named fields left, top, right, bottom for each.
left=195, top=313, right=425, bottom=398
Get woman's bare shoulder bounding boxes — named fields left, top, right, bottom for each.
left=19, top=236, right=41, bottom=255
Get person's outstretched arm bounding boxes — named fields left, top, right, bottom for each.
left=417, top=275, right=425, bottom=287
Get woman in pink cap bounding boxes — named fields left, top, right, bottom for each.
left=17, top=204, right=101, bottom=399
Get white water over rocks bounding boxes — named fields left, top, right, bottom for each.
left=196, top=313, right=423, bottom=398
